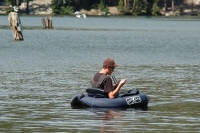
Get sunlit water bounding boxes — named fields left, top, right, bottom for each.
left=0, top=15, right=200, bottom=132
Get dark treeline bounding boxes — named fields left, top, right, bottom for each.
left=1, top=0, right=199, bottom=16
left=51, top=0, right=186, bottom=15
left=52, top=0, right=199, bottom=16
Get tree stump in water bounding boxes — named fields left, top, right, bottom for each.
left=8, top=11, right=24, bottom=40
left=42, top=16, right=53, bottom=29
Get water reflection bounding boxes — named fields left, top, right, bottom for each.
left=84, top=107, right=149, bottom=132
left=99, top=110, right=125, bottom=133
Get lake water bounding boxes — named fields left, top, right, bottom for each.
left=0, top=15, right=200, bottom=132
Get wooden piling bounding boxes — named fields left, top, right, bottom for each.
left=41, top=18, right=47, bottom=28
left=42, top=16, right=53, bottom=29
left=46, top=17, right=49, bottom=28
left=8, top=11, right=24, bottom=40
left=48, top=16, right=53, bottom=29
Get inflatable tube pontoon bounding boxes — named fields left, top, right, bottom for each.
left=70, top=88, right=150, bottom=108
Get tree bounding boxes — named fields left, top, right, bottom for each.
left=118, top=0, right=123, bottom=14
left=163, top=0, right=167, bottom=12
left=172, top=0, right=174, bottom=15
left=133, top=0, right=142, bottom=16
left=131, top=0, right=135, bottom=13
left=124, top=0, right=127, bottom=8
left=51, top=0, right=62, bottom=14
left=98, top=0, right=108, bottom=13
left=6, top=0, right=25, bottom=6
left=25, top=0, right=29, bottom=14
left=152, top=0, right=160, bottom=16
left=6, top=0, right=16, bottom=6
left=51, top=0, right=74, bottom=14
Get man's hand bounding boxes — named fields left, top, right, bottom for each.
left=108, top=79, right=126, bottom=99
left=119, top=79, right=126, bottom=86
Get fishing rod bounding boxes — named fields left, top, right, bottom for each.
left=110, top=75, right=118, bottom=84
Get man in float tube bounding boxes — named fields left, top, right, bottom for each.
left=90, top=58, right=126, bottom=98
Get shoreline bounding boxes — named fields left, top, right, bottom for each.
left=1, top=14, right=200, bottom=21
left=1, top=5, right=199, bottom=17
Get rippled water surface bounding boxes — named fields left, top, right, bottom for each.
left=0, top=15, right=200, bottom=132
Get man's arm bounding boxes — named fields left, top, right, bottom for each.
left=108, top=79, right=126, bottom=98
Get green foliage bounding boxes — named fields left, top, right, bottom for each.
left=98, top=0, right=104, bottom=10
left=2, top=0, right=191, bottom=16
left=6, top=0, right=15, bottom=6
left=151, top=0, right=160, bottom=16
left=80, top=0, right=90, bottom=10
left=60, top=6, right=73, bottom=14
left=51, top=0, right=60, bottom=14
left=98, top=0, right=108, bottom=12
left=51, top=0, right=73, bottom=14
left=117, top=0, right=123, bottom=12
left=144, top=1, right=152, bottom=15
left=133, top=0, right=142, bottom=16
left=4, top=0, right=32, bottom=14
left=103, top=7, right=108, bottom=13
left=179, top=5, right=184, bottom=14
left=6, top=0, right=30, bottom=6
left=131, top=0, right=161, bottom=16
left=5, top=6, right=13, bottom=13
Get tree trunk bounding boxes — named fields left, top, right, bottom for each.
left=16, top=0, right=19, bottom=7
left=26, top=0, right=29, bottom=14
left=191, top=0, right=194, bottom=12
left=124, top=0, right=127, bottom=8
left=132, top=0, right=136, bottom=13
left=164, top=0, right=167, bottom=12
left=172, top=0, right=174, bottom=16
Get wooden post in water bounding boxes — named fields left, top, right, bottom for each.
left=42, top=16, right=53, bottom=29
left=8, top=6, right=24, bottom=40
left=46, top=17, right=49, bottom=28
left=48, top=16, right=53, bottom=29
left=41, top=18, right=47, bottom=28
